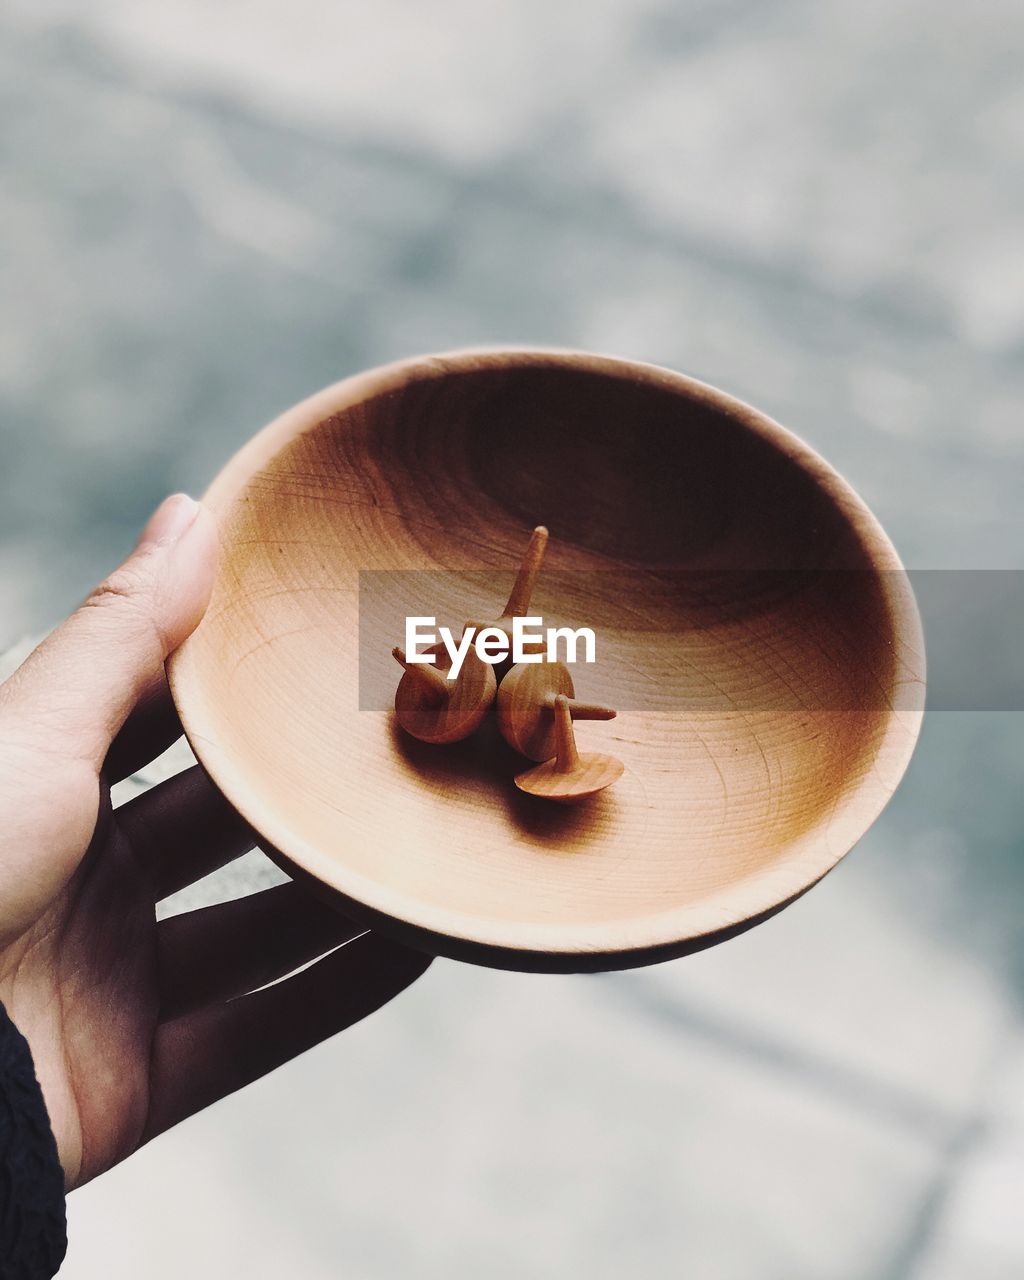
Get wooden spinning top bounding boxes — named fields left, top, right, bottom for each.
left=392, top=643, right=496, bottom=744
left=466, top=525, right=549, bottom=651
left=498, top=659, right=616, bottom=761
left=515, top=695, right=624, bottom=804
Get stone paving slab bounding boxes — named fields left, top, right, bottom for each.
left=910, top=1032, right=1024, bottom=1280
left=65, top=962, right=941, bottom=1280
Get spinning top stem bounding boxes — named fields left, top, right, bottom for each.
left=552, top=694, right=580, bottom=772
left=392, top=646, right=450, bottom=705
left=514, top=695, right=624, bottom=804
left=542, top=695, right=616, bottom=720
left=465, top=525, right=549, bottom=650
left=504, top=524, right=548, bottom=618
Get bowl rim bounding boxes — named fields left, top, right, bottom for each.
left=168, top=346, right=927, bottom=970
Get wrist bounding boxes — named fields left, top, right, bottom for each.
left=0, top=999, right=68, bottom=1277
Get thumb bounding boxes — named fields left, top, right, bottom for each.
left=0, top=495, right=218, bottom=769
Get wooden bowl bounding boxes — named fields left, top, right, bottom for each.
left=168, top=348, right=925, bottom=972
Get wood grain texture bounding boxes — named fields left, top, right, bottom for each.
left=168, top=347, right=926, bottom=972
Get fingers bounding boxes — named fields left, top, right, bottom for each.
left=0, top=495, right=217, bottom=771
left=104, top=672, right=183, bottom=784
left=157, top=882, right=364, bottom=1019
left=118, top=764, right=257, bottom=900
left=145, top=935, right=431, bottom=1140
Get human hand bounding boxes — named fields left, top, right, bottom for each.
left=0, top=495, right=430, bottom=1189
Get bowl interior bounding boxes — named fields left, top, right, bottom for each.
left=170, top=351, right=923, bottom=969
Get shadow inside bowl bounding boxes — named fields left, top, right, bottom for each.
left=388, top=713, right=611, bottom=849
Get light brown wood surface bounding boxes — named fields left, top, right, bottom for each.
left=168, top=347, right=925, bottom=972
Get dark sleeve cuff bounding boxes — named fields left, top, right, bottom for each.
left=0, top=1001, right=68, bottom=1278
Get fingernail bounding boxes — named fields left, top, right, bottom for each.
left=137, top=494, right=201, bottom=548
